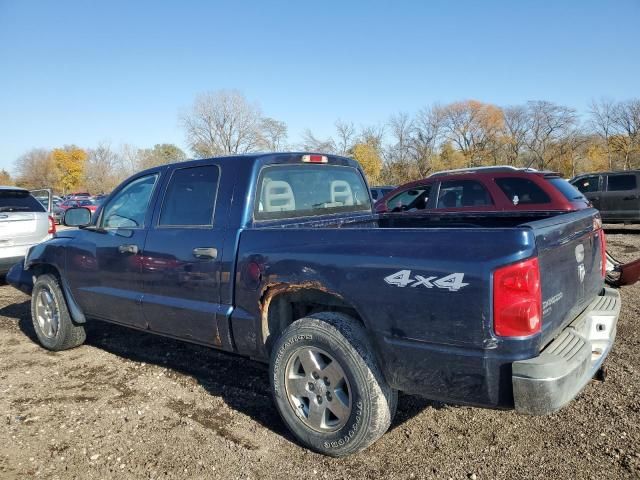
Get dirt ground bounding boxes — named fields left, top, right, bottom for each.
left=1, top=226, right=639, bottom=480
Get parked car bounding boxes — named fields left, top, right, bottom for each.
left=375, top=166, right=589, bottom=214
left=53, top=199, right=99, bottom=224
left=571, top=170, right=640, bottom=223
left=369, top=185, right=395, bottom=201
left=7, top=153, right=624, bottom=457
left=0, top=187, right=55, bottom=275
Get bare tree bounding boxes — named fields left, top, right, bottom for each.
left=611, top=99, right=640, bottom=170
left=386, top=112, right=414, bottom=164
left=588, top=98, right=616, bottom=169
left=85, top=143, right=125, bottom=193
left=412, top=104, right=444, bottom=175
left=181, top=90, right=264, bottom=157
left=441, top=100, right=504, bottom=167
left=502, top=105, right=529, bottom=165
left=14, top=149, right=59, bottom=189
left=258, top=117, right=288, bottom=151
left=525, top=100, right=578, bottom=170
left=300, top=129, right=336, bottom=153
left=334, top=119, right=357, bottom=155
left=358, top=124, right=386, bottom=151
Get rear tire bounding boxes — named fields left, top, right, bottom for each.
left=31, top=274, right=86, bottom=351
left=269, top=312, right=397, bottom=457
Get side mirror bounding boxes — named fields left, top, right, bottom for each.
left=64, top=207, right=91, bottom=227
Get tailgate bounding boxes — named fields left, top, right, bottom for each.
left=524, top=209, right=604, bottom=347
left=0, top=212, right=48, bottom=246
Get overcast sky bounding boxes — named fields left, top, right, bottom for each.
left=1, top=0, right=638, bottom=171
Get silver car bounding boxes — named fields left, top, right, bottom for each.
left=0, top=187, right=54, bottom=274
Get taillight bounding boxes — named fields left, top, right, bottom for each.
left=301, top=154, right=328, bottom=163
left=493, top=257, right=542, bottom=337
left=48, top=215, right=56, bottom=235
left=599, top=229, right=607, bottom=278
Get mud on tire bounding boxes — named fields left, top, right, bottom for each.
left=31, top=274, right=86, bottom=351
left=269, top=312, right=397, bottom=457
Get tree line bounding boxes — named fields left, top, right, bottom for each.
left=9, top=90, right=640, bottom=192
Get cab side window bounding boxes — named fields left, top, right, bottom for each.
left=495, top=177, right=550, bottom=205
left=436, top=180, right=492, bottom=208
left=159, top=165, right=220, bottom=226
left=100, top=174, right=158, bottom=229
left=388, top=186, right=431, bottom=212
left=607, top=174, right=637, bottom=191
left=573, top=175, right=601, bottom=193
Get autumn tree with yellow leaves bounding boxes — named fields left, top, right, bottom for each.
left=51, top=146, right=88, bottom=193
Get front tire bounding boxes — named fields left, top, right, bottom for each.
left=269, top=312, right=396, bottom=457
left=31, top=274, right=86, bottom=351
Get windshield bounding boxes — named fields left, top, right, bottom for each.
left=254, top=164, right=371, bottom=220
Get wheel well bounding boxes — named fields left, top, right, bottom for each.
left=31, top=263, right=60, bottom=279
left=262, top=287, right=364, bottom=354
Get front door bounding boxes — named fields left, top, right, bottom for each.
left=142, top=164, right=227, bottom=347
left=603, top=173, right=640, bottom=221
left=66, top=173, right=160, bottom=328
left=572, top=175, right=603, bottom=212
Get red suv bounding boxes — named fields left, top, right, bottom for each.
left=374, top=166, right=590, bottom=214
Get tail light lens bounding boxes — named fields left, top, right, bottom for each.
left=493, top=257, right=542, bottom=337
left=48, top=215, right=56, bottom=235
left=599, top=229, right=607, bottom=278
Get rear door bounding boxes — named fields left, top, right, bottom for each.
left=142, top=163, right=230, bottom=347
left=602, top=173, right=640, bottom=221
left=572, top=175, right=603, bottom=211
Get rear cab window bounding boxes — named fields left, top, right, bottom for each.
left=436, top=180, right=492, bottom=208
left=495, top=177, right=550, bottom=205
left=607, top=174, right=637, bottom=191
left=254, top=165, right=371, bottom=220
left=0, top=190, right=46, bottom=213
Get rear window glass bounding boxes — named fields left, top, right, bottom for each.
left=547, top=178, right=586, bottom=202
left=436, top=180, right=492, bottom=208
left=607, top=174, right=637, bottom=191
left=0, top=190, right=46, bottom=212
left=495, top=177, right=550, bottom=205
left=255, top=165, right=371, bottom=220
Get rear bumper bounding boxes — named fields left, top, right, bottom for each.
left=512, top=288, right=620, bottom=415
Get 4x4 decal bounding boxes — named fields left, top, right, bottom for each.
left=384, top=270, right=469, bottom=291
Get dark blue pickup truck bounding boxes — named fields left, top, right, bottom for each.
left=8, top=153, right=620, bottom=457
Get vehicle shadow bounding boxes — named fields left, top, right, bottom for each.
left=0, top=300, right=441, bottom=440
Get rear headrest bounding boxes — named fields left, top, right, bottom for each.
left=262, top=180, right=296, bottom=212
left=330, top=180, right=354, bottom=205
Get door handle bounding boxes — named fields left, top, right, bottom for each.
left=623, top=195, right=639, bottom=200
left=591, top=196, right=600, bottom=201
left=192, top=247, right=218, bottom=259
left=118, top=244, right=139, bottom=254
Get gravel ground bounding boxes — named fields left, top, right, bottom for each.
left=0, top=226, right=639, bottom=479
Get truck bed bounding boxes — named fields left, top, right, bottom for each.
left=234, top=208, right=604, bottom=408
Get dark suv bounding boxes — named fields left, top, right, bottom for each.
left=571, top=171, right=640, bottom=223
left=374, top=166, right=588, bottom=214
